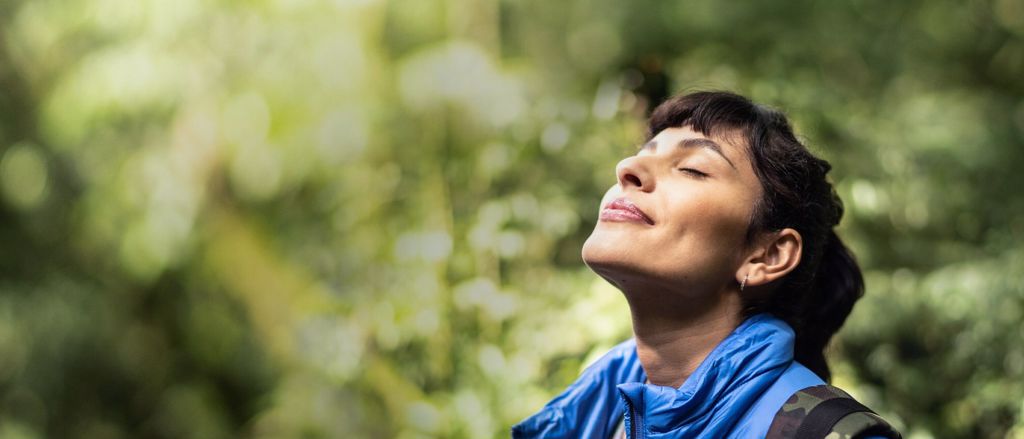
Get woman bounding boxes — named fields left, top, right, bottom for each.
left=512, top=91, right=899, bottom=438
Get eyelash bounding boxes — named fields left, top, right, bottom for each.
left=678, top=167, right=709, bottom=178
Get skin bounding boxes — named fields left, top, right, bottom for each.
left=581, top=126, right=803, bottom=388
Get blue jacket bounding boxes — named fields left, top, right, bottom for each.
left=512, top=314, right=825, bottom=438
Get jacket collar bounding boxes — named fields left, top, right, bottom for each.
left=513, top=314, right=795, bottom=439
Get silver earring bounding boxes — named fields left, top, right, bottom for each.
left=740, top=274, right=748, bottom=292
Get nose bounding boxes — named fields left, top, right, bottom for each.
left=616, top=156, right=654, bottom=192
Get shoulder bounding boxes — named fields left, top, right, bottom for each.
left=534, top=338, right=640, bottom=409
left=730, top=361, right=825, bottom=437
left=511, top=339, right=644, bottom=439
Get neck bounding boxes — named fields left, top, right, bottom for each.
left=625, top=287, right=743, bottom=388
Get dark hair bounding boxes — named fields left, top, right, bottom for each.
left=646, top=91, right=864, bottom=382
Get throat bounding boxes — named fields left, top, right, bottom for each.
left=630, top=304, right=742, bottom=388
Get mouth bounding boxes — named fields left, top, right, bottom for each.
left=601, top=197, right=654, bottom=225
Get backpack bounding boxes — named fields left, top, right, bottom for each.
left=765, top=385, right=902, bottom=439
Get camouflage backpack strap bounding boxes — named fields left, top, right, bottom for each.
left=765, top=384, right=902, bottom=439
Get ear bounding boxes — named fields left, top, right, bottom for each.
left=736, top=228, right=802, bottom=289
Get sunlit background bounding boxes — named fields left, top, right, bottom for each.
left=1, top=0, right=1023, bottom=437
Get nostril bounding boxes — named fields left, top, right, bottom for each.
left=624, top=173, right=642, bottom=187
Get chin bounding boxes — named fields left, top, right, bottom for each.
left=582, top=228, right=684, bottom=294
left=582, top=229, right=637, bottom=279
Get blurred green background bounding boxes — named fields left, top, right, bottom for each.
left=1, top=0, right=1023, bottom=437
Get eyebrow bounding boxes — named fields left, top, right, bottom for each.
left=641, top=138, right=737, bottom=170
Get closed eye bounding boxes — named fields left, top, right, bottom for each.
left=678, top=168, right=709, bottom=178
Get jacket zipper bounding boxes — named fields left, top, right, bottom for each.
left=624, top=401, right=640, bottom=439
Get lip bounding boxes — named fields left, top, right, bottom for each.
left=601, top=197, right=654, bottom=225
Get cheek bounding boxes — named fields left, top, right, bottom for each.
left=668, top=192, right=752, bottom=247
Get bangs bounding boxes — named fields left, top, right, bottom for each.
left=646, top=91, right=761, bottom=142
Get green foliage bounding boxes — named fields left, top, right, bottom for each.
left=0, top=0, right=1022, bottom=437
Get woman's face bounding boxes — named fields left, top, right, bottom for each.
left=582, top=126, right=763, bottom=296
